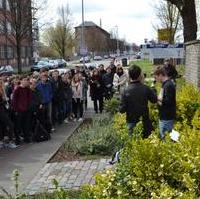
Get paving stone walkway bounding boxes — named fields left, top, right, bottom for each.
left=25, top=159, right=112, bottom=195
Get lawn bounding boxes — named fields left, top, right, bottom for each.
left=130, top=59, right=154, bottom=77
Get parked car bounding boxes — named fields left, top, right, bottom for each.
left=104, top=55, right=109, bottom=59
left=40, top=57, right=49, bottom=62
left=31, top=61, right=49, bottom=72
left=85, top=63, right=98, bottom=70
left=0, top=65, right=14, bottom=76
left=48, top=60, right=59, bottom=69
left=49, top=68, right=70, bottom=75
left=93, top=56, right=103, bottom=61
left=80, top=56, right=90, bottom=63
left=56, top=59, right=68, bottom=68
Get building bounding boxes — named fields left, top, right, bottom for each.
left=0, top=0, right=33, bottom=69
left=75, top=21, right=111, bottom=56
left=141, top=43, right=185, bottom=65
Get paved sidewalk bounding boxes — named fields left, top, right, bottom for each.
left=0, top=122, right=81, bottom=194
left=25, top=159, right=112, bottom=195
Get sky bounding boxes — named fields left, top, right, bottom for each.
left=42, top=0, right=161, bottom=45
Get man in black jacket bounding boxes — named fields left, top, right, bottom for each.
left=154, top=67, right=176, bottom=140
left=119, top=65, right=157, bottom=138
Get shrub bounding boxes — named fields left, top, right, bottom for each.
left=64, top=116, right=123, bottom=156
left=81, top=84, right=200, bottom=199
left=104, top=97, right=120, bottom=115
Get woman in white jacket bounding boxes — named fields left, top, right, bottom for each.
left=71, top=74, right=84, bottom=122
left=113, top=66, right=128, bottom=95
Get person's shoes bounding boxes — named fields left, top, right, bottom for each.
left=78, top=118, right=83, bottom=122
left=0, top=141, right=4, bottom=149
left=64, top=119, right=69, bottom=124
left=51, top=128, right=56, bottom=132
left=7, top=142, right=18, bottom=149
left=109, top=151, right=120, bottom=165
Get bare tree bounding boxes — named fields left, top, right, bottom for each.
left=166, top=0, right=198, bottom=42
left=5, top=0, right=47, bottom=73
left=154, top=1, right=181, bottom=43
left=43, top=5, right=75, bottom=59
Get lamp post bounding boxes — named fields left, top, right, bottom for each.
left=81, top=0, right=85, bottom=66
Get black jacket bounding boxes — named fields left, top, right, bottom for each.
left=120, top=81, right=157, bottom=123
left=159, top=79, right=176, bottom=120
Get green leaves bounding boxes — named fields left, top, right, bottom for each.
left=81, top=84, right=200, bottom=198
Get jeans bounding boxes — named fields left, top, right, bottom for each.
left=159, top=120, right=174, bottom=140
left=127, top=122, right=137, bottom=137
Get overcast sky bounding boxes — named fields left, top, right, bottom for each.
left=43, top=0, right=161, bottom=45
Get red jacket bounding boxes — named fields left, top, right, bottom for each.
left=12, top=87, right=32, bottom=112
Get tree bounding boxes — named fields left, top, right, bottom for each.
left=166, top=0, right=198, bottom=42
left=5, top=0, right=46, bottom=73
left=43, top=5, right=75, bottom=59
left=154, top=1, right=181, bottom=43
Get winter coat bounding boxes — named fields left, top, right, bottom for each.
left=113, top=72, right=128, bottom=94
left=90, top=75, right=104, bottom=100
left=36, top=82, right=53, bottom=104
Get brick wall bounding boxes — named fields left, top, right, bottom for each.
left=185, top=40, right=200, bottom=88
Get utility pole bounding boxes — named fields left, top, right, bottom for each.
left=115, top=25, right=120, bottom=57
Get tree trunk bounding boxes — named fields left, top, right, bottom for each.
left=16, top=43, right=22, bottom=74
left=167, top=0, right=197, bottom=42
left=181, top=0, right=197, bottom=42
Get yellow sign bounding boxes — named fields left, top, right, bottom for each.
left=158, top=28, right=175, bottom=43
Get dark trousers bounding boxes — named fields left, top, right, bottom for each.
left=14, top=111, right=31, bottom=142
left=0, top=106, right=14, bottom=141
left=52, top=100, right=65, bottom=124
left=63, top=100, right=72, bottom=118
left=72, top=98, right=83, bottom=119
left=93, top=97, right=103, bottom=113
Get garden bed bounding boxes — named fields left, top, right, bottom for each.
left=48, top=115, right=116, bottom=163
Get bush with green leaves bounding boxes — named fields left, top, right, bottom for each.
left=81, top=84, right=200, bottom=199
left=64, top=115, right=123, bottom=156
left=104, top=97, right=120, bottom=115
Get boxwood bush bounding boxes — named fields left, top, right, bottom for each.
left=81, top=85, right=200, bottom=199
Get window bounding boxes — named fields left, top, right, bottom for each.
left=0, top=0, right=4, bottom=8
left=26, top=46, right=32, bottom=58
left=21, top=46, right=26, bottom=58
left=0, top=21, right=5, bottom=33
left=6, top=22, right=12, bottom=34
left=5, top=0, right=9, bottom=10
left=0, top=46, right=5, bottom=59
left=7, top=46, right=14, bottom=59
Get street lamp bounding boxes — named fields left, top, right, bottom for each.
left=81, top=0, right=86, bottom=66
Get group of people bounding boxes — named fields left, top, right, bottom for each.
left=119, top=63, right=177, bottom=140
left=0, top=60, right=129, bottom=149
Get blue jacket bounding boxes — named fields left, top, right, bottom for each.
left=36, top=81, right=53, bottom=104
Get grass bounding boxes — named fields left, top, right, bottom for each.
left=0, top=190, right=82, bottom=199
left=130, top=59, right=154, bottom=77
left=31, top=190, right=82, bottom=199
